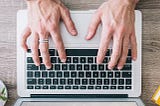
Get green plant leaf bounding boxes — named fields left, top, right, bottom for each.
left=1, top=88, right=5, bottom=94
left=0, top=95, right=7, bottom=101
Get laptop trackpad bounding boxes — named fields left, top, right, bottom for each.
left=21, top=102, right=138, bottom=106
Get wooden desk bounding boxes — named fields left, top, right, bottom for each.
left=0, top=0, right=160, bottom=106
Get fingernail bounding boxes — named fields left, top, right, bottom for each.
left=133, top=57, right=137, bottom=61
left=86, top=32, right=92, bottom=39
left=61, top=59, right=66, bottom=63
left=117, top=66, right=123, bottom=70
left=35, top=62, right=40, bottom=66
left=46, top=65, right=52, bottom=69
left=71, top=30, right=77, bottom=35
left=108, top=64, right=113, bottom=70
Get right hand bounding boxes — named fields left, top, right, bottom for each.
left=21, top=0, right=77, bottom=69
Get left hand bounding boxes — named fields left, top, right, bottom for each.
left=86, top=0, right=137, bottom=70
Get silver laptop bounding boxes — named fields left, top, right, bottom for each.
left=15, top=10, right=144, bottom=106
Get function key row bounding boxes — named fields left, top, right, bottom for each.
left=27, top=85, right=132, bottom=90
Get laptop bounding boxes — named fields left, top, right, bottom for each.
left=14, top=10, right=144, bottom=106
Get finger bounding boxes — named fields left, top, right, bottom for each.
left=130, top=28, right=137, bottom=61
left=31, top=32, right=40, bottom=66
left=39, top=33, right=52, bottom=69
left=60, top=8, right=77, bottom=36
left=49, top=24, right=66, bottom=63
left=117, top=36, right=129, bottom=69
left=21, top=27, right=31, bottom=52
left=97, top=27, right=113, bottom=64
left=86, top=11, right=101, bottom=40
left=108, top=33, right=123, bottom=69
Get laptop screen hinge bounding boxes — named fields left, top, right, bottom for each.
left=31, top=94, right=128, bottom=98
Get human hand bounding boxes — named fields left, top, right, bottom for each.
left=86, top=0, right=138, bottom=70
left=21, top=0, right=77, bottom=69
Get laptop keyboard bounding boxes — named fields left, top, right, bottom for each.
left=26, top=49, right=132, bottom=90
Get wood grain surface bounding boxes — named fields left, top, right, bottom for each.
left=0, top=0, right=160, bottom=106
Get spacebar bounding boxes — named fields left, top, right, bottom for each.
left=66, top=49, right=98, bottom=56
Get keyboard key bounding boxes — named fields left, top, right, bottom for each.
left=53, top=79, right=58, bottom=85
left=104, top=79, right=109, bottom=85
left=50, top=86, right=56, bottom=89
left=27, top=57, right=34, bottom=63
left=128, top=49, right=131, bottom=56
left=108, top=72, right=113, bottom=78
left=66, top=49, right=97, bottom=56
left=67, top=79, right=73, bottom=85
left=97, top=79, right=102, bottom=85
left=91, top=64, right=97, bottom=70
left=43, top=86, right=49, bottom=89
left=103, top=57, right=108, bottom=63
left=93, top=72, right=99, bottom=78
left=55, top=64, right=60, bottom=70
left=98, top=65, right=104, bottom=70
left=111, top=79, right=117, bottom=85
left=122, top=65, right=132, bottom=70
left=119, top=79, right=124, bottom=85
left=27, top=86, right=33, bottom=89
left=77, top=64, right=82, bottom=70
left=40, top=64, right=46, bottom=70
left=42, top=72, right=48, bottom=77
left=118, top=86, right=124, bottom=89
left=27, top=79, right=37, bottom=84
left=73, top=57, right=79, bottom=63
left=51, top=57, right=57, bottom=63
left=27, top=64, right=38, bottom=70
left=100, top=72, right=106, bottom=77
left=73, top=86, right=79, bottom=89
left=71, top=72, right=77, bottom=77
left=82, top=79, right=88, bottom=85
left=103, top=86, right=109, bottom=89
left=110, top=86, right=116, bottom=89
left=78, top=72, right=84, bottom=78
left=122, top=72, right=132, bottom=78
left=56, top=72, right=62, bottom=77
left=49, top=49, right=55, bottom=56
left=35, top=72, right=40, bottom=77
left=126, top=79, right=132, bottom=85
left=62, top=64, right=68, bottom=70
left=64, top=72, right=69, bottom=77
left=60, top=79, right=66, bottom=85
left=115, top=72, right=120, bottom=78
left=95, top=86, right=101, bottom=89
left=88, top=57, right=93, bottom=63
left=69, top=64, right=75, bottom=70
left=80, top=86, right=86, bottom=89
left=80, top=57, right=86, bottom=63
left=58, top=86, right=64, bottom=89
left=49, top=72, right=55, bottom=77
left=75, top=79, right=80, bottom=85
left=89, top=79, right=95, bottom=85
left=38, top=79, right=44, bottom=84
left=58, top=58, right=62, bottom=63
left=126, top=86, right=132, bottom=89
left=66, top=57, right=71, bottom=63
left=45, top=79, right=51, bottom=84
left=126, top=57, right=132, bottom=63
left=27, top=72, right=33, bottom=77
left=65, top=86, right=71, bottom=89
left=35, top=86, right=41, bottom=89
left=84, top=64, right=90, bottom=70
left=86, top=72, right=91, bottom=77
left=88, top=86, right=94, bottom=89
